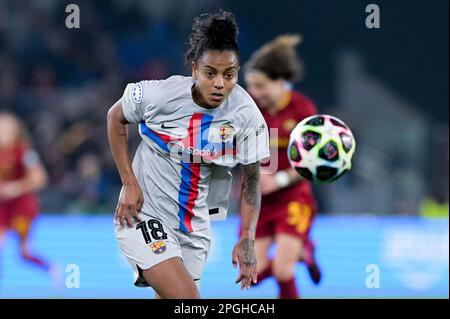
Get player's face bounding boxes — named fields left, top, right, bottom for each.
left=191, top=50, right=239, bottom=108
left=245, top=71, right=285, bottom=110
left=0, top=115, right=19, bottom=148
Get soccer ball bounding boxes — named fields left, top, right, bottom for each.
left=287, top=114, right=356, bottom=182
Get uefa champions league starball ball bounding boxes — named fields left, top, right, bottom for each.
left=287, top=114, right=356, bottom=182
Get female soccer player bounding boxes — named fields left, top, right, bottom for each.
left=107, top=11, right=270, bottom=299
left=0, top=112, right=49, bottom=271
left=244, top=35, right=321, bottom=298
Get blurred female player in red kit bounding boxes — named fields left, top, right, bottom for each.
left=0, top=112, right=50, bottom=273
left=243, top=35, right=321, bottom=298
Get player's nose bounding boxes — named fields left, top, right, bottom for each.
left=213, top=76, right=224, bottom=89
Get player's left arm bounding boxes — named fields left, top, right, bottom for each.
left=260, top=166, right=303, bottom=195
left=261, top=95, right=317, bottom=194
left=281, top=95, right=318, bottom=186
left=0, top=150, right=48, bottom=200
left=232, top=161, right=261, bottom=290
left=281, top=94, right=318, bottom=185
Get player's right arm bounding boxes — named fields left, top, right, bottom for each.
left=107, top=100, right=143, bottom=227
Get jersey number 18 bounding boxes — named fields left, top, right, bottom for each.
left=136, top=219, right=168, bottom=244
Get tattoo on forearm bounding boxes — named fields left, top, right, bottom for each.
left=239, top=238, right=256, bottom=265
left=242, top=162, right=260, bottom=206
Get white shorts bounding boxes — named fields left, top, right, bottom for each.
left=114, top=213, right=211, bottom=288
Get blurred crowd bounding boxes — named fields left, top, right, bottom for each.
left=0, top=0, right=194, bottom=212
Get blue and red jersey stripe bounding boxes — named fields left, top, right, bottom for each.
left=139, top=113, right=214, bottom=233
left=139, top=122, right=172, bottom=152
left=177, top=113, right=213, bottom=232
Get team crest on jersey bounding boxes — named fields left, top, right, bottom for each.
left=219, top=122, right=233, bottom=142
left=283, top=118, right=297, bottom=132
left=150, top=241, right=167, bottom=254
left=131, top=83, right=143, bottom=104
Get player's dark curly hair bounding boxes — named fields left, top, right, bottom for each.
left=185, top=10, right=239, bottom=67
left=244, top=34, right=304, bottom=82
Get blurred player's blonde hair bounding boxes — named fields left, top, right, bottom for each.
left=244, top=34, right=304, bottom=82
left=0, top=111, right=32, bottom=147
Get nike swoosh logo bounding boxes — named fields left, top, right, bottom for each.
left=161, top=123, right=177, bottom=129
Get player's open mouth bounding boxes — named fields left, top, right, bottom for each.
left=211, top=93, right=223, bottom=101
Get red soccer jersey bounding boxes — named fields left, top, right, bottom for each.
left=0, top=144, right=39, bottom=218
left=0, top=145, right=28, bottom=182
left=260, top=90, right=317, bottom=204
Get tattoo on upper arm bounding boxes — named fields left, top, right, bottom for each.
left=242, top=162, right=260, bottom=206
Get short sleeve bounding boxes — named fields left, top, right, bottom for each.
left=236, top=106, right=270, bottom=165
left=121, top=80, right=162, bottom=124
left=21, top=149, right=41, bottom=169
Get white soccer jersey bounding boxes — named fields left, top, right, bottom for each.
left=121, top=75, right=269, bottom=233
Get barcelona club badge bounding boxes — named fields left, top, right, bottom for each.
left=150, top=241, right=167, bottom=254
left=219, top=122, right=233, bottom=142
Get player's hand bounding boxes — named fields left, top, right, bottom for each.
left=232, top=237, right=257, bottom=290
left=0, top=181, right=24, bottom=201
left=115, top=181, right=143, bottom=227
left=259, top=173, right=279, bottom=195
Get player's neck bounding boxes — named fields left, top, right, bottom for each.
left=266, top=90, right=291, bottom=115
left=276, top=90, right=291, bottom=111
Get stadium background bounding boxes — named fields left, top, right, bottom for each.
left=0, top=0, right=448, bottom=298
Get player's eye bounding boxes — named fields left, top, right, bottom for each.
left=205, top=70, right=215, bottom=77
left=226, top=73, right=235, bottom=79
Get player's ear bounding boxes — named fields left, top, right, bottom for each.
left=191, top=61, right=198, bottom=80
